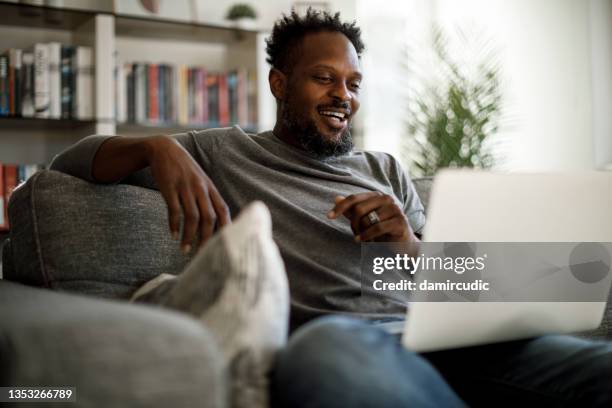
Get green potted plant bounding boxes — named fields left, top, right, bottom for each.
left=402, top=26, right=504, bottom=177
left=225, top=3, right=257, bottom=30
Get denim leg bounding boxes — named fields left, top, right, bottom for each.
left=270, top=315, right=467, bottom=408
left=425, top=335, right=612, bottom=407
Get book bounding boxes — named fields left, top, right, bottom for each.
left=115, top=57, right=127, bottom=123
left=33, top=43, right=50, bottom=118
left=8, top=49, right=22, bottom=117
left=3, top=164, right=18, bottom=230
left=218, top=73, right=229, bottom=126
left=47, top=42, right=61, bottom=119
left=148, top=64, right=158, bottom=122
left=157, top=64, right=165, bottom=122
left=237, top=68, right=248, bottom=127
left=60, top=45, right=75, bottom=119
left=0, top=55, right=8, bottom=117
left=227, top=70, right=238, bottom=125
left=21, top=52, right=35, bottom=117
left=196, top=68, right=207, bottom=124
left=125, top=63, right=135, bottom=122
left=0, top=164, right=5, bottom=231
left=73, top=46, right=93, bottom=120
left=134, top=63, right=146, bottom=123
left=178, top=65, right=188, bottom=125
left=206, top=73, right=219, bottom=127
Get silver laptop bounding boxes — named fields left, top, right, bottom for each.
left=402, top=170, right=612, bottom=352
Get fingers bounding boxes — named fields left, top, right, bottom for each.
left=357, top=217, right=409, bottom=242
left=179, top=188, right=199, bottom=254
left=196, top=194, right=216, bottom=249
left=329, top=192, right=412, bottom=243
left=328, top=192, right=381, bottom=219
left=209, top=185, right=231, bottom=227
left=161, top=188, right=181, bottom=240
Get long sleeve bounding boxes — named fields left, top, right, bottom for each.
left=49, top=135, right=115, bottom=183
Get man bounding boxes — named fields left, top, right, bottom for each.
left=51, top=9, right=611, bottom=408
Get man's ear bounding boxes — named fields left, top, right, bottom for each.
left=269, top=68, right=287, bottom=100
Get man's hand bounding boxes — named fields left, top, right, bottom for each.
left=144, top=136, right=231, bottom=253
left=327, top=192, right=417, bottom=243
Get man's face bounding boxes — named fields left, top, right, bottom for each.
left=280, top=31, right=362, bottom=158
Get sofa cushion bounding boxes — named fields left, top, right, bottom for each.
left=7, top=170, right=191, bottom=299
left=412, top=177, right=433, bottom=213
left=0, top=280, right=226, bottom=407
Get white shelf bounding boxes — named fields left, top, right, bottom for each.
left=0, top=0, right=274, bottom=163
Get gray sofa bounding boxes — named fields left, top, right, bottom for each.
left=1, top=170, right=226, bottom=407
left=0, top=170, right=610, bottom=407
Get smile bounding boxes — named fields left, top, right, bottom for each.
left=318, top=109, right=349, bottom=130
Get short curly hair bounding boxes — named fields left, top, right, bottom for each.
left=265, top=8, right=365, bottom=74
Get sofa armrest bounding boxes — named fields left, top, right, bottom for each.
left=7, top=170, right=192, bottom=299
left=0, top=280, right=226, bottom=408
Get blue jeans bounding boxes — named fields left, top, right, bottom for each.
left=271, top=316, right=612, bottom=407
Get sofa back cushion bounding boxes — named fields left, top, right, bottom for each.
left=6, top=170, right=190, bottom=299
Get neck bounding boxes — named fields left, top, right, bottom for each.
left=273, top=122, right=302, bottom=150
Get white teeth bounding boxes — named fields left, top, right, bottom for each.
left=319, top=111, right=346, bottom=120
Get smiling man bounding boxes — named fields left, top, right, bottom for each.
left=49, top=8, right=612, bottom=408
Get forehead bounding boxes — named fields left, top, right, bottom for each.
left=294, top=31, right=360, bottom=73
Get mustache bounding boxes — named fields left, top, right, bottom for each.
left=318, top=100, right=351, bottom=115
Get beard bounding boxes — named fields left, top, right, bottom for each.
left=280, top=95, right=354, bottom=159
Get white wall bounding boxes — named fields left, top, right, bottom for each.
left=435, top=0, right=596, bottom=171
left=590, top=0, right=612, bottom=169
left=358, top=0, right=608, bottom=172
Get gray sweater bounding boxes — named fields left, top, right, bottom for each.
left=51, top=126, right=426, bottom=330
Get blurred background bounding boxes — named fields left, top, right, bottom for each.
left=0, top=0, right=610, bottom=181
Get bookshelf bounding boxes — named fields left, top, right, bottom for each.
left=0, top=1, right=274, bottom=253
left=0, top=0, right=274, bottom=165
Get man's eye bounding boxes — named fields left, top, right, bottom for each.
left=315, top=76, right=332, bottom=83
left=350, top=82, right=361, bottom=90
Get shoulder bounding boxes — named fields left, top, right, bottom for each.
left=187, top=125, right=252, bottom=151
left=353, top=149, right=408, bottom=180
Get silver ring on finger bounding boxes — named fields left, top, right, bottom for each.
left=366, top=210, right=381, bottom=226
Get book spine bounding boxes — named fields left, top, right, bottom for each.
left=3, top=164, right=18, bottom=230
left=47, top=42, right=61, bottom=119
left=60, top=45, right=74, bottom=119
left=73, top=46, right=93, bottom=120
left=0, top=164, right=5, bottom=231
left=200, top=68, right=208, bottom=125
left=21, top=52, right=35, bottom=117
left=187, top=68, right=194, bottom=123
left=116, top=58, right=127, bottom=123
left=144, top=63, right=150, bottom=122
left=207, top=73, right=219, bottom=127
left=158, top=64, right=165, bottom=123
left=0, top=55, right=8, bottom=117
left=34, top=43, right=50, bottom=118
left=9, top=49, right=22, bottom=117
left=126, top=63, right=134, bottom=122
left=135, top=63, right=146, bottom=123
left=218, top=72, right=229, bottom=126
left=237, top=68, right=248, bottom=128
left=228, top=70, right=238, bottom=125
left=148, top=64, right=158, bottom=123
left=196, top=68, right=204, bottom=124
left=171, top=65, right=179, bottom=124
left=178, top=65, right=188, bottom=125
left=163, top=65, right=172, bottom=124
left=7, top=52, right=14, bottom=116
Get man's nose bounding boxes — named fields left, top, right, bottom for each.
left=329, top=81, right=351, bottom=102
